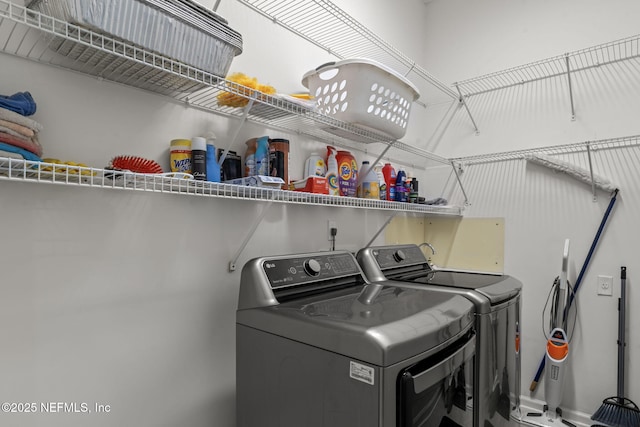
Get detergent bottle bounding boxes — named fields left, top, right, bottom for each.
left=336, top=150, right=358, bottom=197
left=358, top=161, right=380, bottom=199
left=205, top=131, right=220, bottom=182
left=395, top=169, right=407, bottom=202
left=374, top=163, right=386, bottom=200
left=304, top=153, right=326, bottom=177
left=382, top=163, right=396, bottom=201
left=326, top=146, right=339, bottom=196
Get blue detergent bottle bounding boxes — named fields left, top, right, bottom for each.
left=255, top=136, right=270, bottom=176
left=205, top=132, right=220, bottom=182
left=395, top=169, right=407, bottom=202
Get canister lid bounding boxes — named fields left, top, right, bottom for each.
left=191, top=136, right=206, bottom=151
left=171, top=139, right=191, bottom=147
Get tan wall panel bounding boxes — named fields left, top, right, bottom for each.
left=386, top=216, right=505, bottom=272
left=384, top=216, right=425, bottom=245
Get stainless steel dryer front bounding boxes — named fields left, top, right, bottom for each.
left=357, top=244, right=523, bottom=427
left=236, top=250, right=476, bottom=427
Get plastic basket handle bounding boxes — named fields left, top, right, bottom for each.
left=315, top=62, right=340, bottom=81
left=315, top=61, right=336, bottom=71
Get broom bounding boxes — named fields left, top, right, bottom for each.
left=591, top=267, right=640, bottom=427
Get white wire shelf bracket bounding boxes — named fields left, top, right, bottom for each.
left=0, top=157, right=463, bottom=215
left=0, top=0, right=451, bottom=169
left=454, top=33, right=640, bottom=97
left=236, top=0, right=459, bottom=100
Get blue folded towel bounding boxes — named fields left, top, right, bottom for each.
left=0, top=91, right=37, bottom=116
left=0, top=142, right=42, bottom=161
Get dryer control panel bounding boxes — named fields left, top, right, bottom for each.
left=263, top=252, right=360, bottom=289
left=373, top=245, right=429, bottom=270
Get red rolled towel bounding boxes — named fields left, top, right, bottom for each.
left=0, top=131, right=43, bottom=157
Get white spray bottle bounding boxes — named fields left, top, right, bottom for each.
left=326, top=146, right=339, bottom=196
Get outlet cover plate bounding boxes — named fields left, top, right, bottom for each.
left=597, top=275, right=613, bottom=296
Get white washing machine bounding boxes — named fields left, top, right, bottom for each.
left=357, top=244, right=523, bottom=427
left=236, top=250, right=476, bottom=427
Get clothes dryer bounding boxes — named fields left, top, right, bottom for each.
left=357, top=244, right=522, bottom=427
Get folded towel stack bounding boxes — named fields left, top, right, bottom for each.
left=0, top=92, right=43, bottom=162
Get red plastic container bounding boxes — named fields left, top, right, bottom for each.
left=382, top=163, right=396, bottom=201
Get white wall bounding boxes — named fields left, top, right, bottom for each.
left=0, top=1, right=434, bottom=426
left=419, top=0, right=640, bottom=421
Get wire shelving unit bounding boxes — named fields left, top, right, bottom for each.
left=455, top=34, right=640, bottom=97
left=450, top=134, right=640, bottom=166
left=236, top=0, right=459, bottom=101
left=0, top=0, right=463, bottom=216
left=453, top=33, right=640, bottom=122
left=0, top=157, right=462, bottom=215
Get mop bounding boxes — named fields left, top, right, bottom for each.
left=543, top=239, right=572, bottom=422
left=526, top=153, right=620, bottom=393
left=591, top=267, right=640, bottom=427
left=522, top=240, right=576, bottom=427
left=525, top=153, right=617, bottom=193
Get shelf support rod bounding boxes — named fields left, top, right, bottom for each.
left=356, top=142, right=395, bottom=187
left=426, top=99, right=459, bottom=153
left=455, top=84, right=479, bottom=134
left=586, top=143, right=597, bottom=201
left=364, top=212, right=399, bottom=249
left=565, top=54, right=576, bottom=121
left=229, top=200, right=274, bottom=272
left=219, top=94, right=256, bottom=166
left=451, top=160, right=470, bottom=206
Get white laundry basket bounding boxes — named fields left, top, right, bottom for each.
left=302, top=58, right=420, bottom=141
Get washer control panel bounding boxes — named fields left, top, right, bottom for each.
left=374, top=245, right=428, bottom=270
left=263, top=252, right=360, bottom=289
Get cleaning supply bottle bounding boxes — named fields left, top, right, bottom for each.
left=395, top=169, right=407, bottom=202
left=374, top=163, right=386, bottom=200
left=205, top=132, right=220, bottom=183
left=269, top=138, right=289, bottom=189
left=336, top=149, right=358, bottom=197
left=357, top=160, right=380, bottom=199
left=409, top=177, right=418, bottom=203
left=255, top=136, right=270, bottom=176
left=382, top=163, right=396, bottom=201
left=326, top=146, right=339, bottom=196
left=304, top=153, right=326, bottom=177
left=244, top=138, right=257, bottom=177
left=170, top=139, right=191, bottom=174
left=191, top=136, right=207, bottom=181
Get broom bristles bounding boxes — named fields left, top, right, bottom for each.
left=591, top=397, right=640, bottom=427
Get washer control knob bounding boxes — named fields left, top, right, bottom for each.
left=393, top=250, right=406, bottom=263
left=303, top=259, right=322, bottom=276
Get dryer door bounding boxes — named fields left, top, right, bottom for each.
left=397, top=333, right=475, bottom=427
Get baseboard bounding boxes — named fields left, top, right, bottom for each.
left=518, top=396, right=595, bottom=427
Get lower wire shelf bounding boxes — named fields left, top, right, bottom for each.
left=0, top=157, right=463, bottom=215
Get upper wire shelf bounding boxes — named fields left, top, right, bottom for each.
left=450, top=134, right=640, bottom=166
left=236, top=0, right=459, bottom=102
left=0, top=0, right=450, bottom=168
left=0, top=156, right=462, bottom=215
left=455, top=34, right=640, bottom=97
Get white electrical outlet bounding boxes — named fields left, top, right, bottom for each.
left=597, top=275, right=613, bottom=296
left=327, top=220, right=337, bottom=241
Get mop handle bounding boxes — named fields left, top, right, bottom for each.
left=530, top=189, right=619, bottom=392
left=618, top=266, right=626, bottom=401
